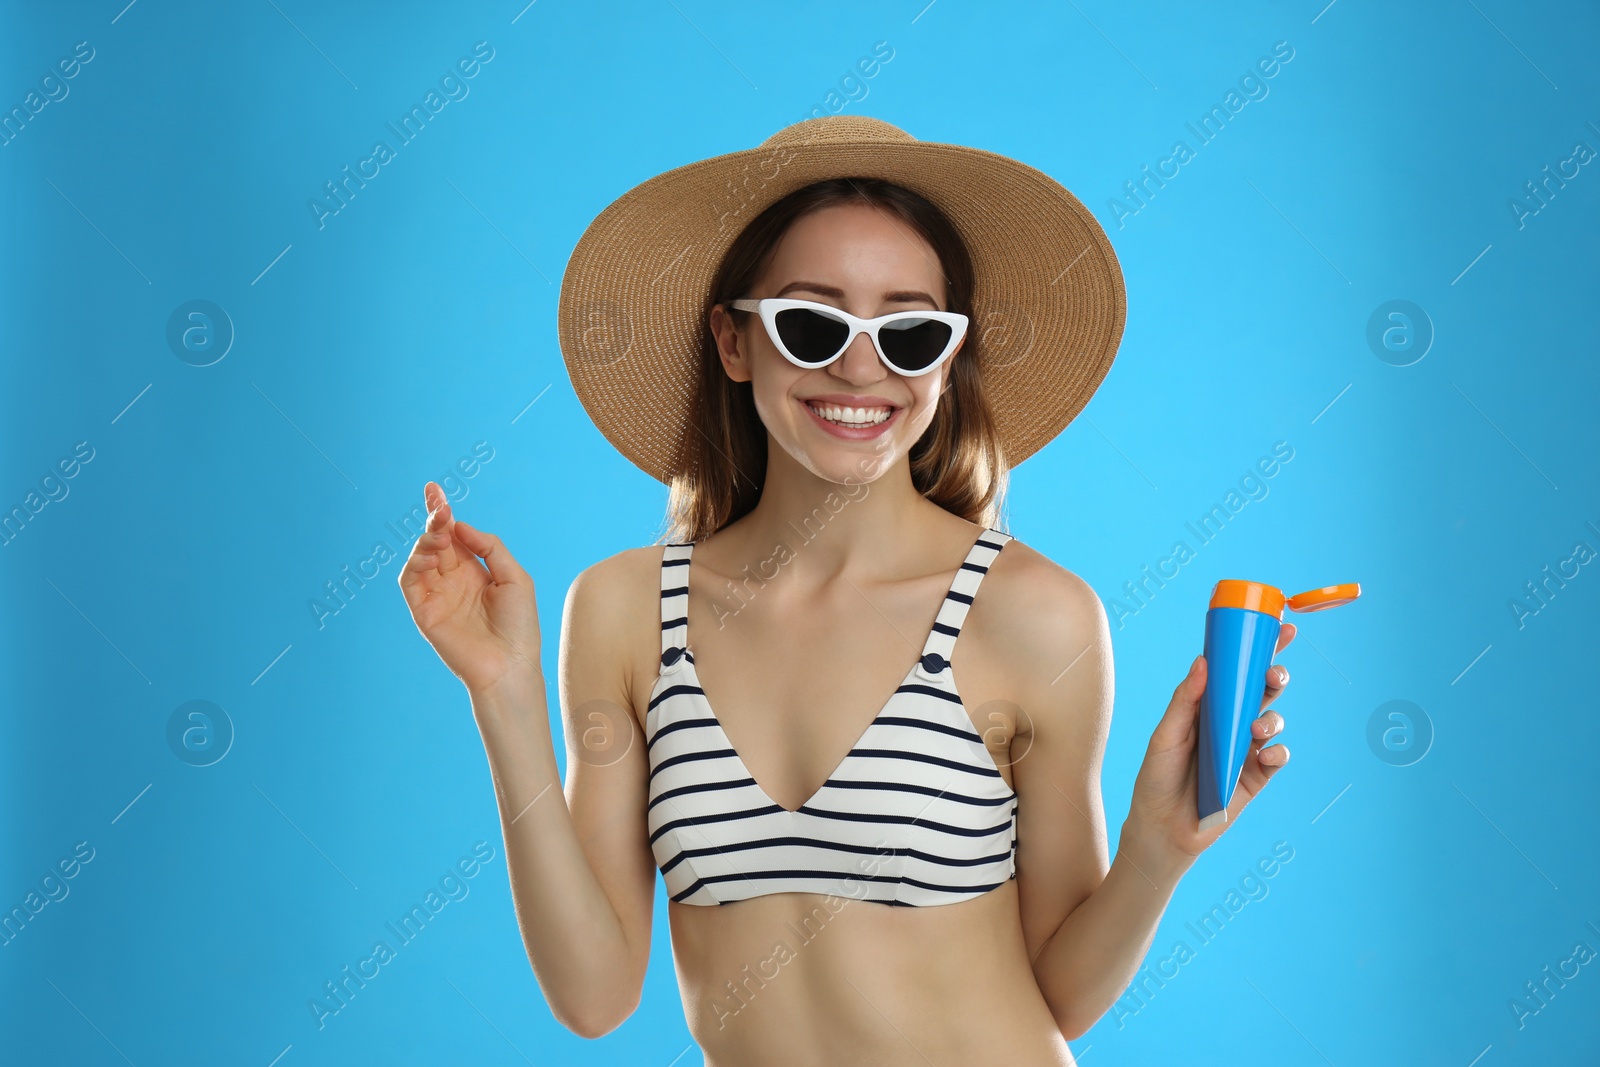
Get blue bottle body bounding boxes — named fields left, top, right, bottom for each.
left=1197, top=606, right=1281, bottom=828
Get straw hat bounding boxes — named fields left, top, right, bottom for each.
left=557, top=115, right=1126, bottom=485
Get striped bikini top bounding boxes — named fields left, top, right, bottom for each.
left=644, top=529, right=1018, bottom=907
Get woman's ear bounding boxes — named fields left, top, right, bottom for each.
left=710, top=304, right=751, bottom=383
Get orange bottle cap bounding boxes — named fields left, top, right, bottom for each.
left=1286, top=583, right=1362, bottom=612
left=1209, top=580, right=1286, bottom=619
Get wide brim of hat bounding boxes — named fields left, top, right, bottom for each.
left=557, top=119, right=1127, bottom=486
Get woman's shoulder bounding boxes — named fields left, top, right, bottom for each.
left=570, top=539, right=679, bottom=599
left=976, top=532, right=1107, bottom=657
left=563, top=542, right=685, bottom=715
left=565, top=542, right=679, bottom=639
left=986, top=530, right=1084, bottom=589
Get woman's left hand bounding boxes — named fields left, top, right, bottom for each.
left=1124, top=623, right=1297, bottom=867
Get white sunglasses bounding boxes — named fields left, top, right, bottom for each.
left=729, top=297, right=969, bottom=377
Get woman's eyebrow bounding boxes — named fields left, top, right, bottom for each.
left=773, top=280, right=939, bottom=306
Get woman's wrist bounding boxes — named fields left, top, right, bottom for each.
left=470, top=660, right=541, bottom=699
left=1116, top=815, right=1197, bottom=892
left=469, top=667, right=550, bottom=746
left=469, top=668, right=565, bottom=822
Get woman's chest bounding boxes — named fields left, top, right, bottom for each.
left=641, top=586, right=1027, bottom=907
left=637, top=580, right=1026, bottom=806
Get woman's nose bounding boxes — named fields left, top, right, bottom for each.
left=833, top=329, right=886, bottom=382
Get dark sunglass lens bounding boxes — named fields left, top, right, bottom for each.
left=877, top=317, right=953, bottom=372
left=773, top=307, right=850, bottom=364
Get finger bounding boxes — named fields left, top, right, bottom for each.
left=1256, top=742, right=1290, bottom=771
left=1251, top=709, right=1284, bottom=742
left=1228, top=741, right=1289, bottom=817
left=453, top=521, right=531, bottom=588
left=424, top=487, right=466, bottom=576
left=1260, top=663, right=1290, bottom=711
left=1275, top=621, right=1298, bottom=655
left=399, top=485, right=464, bottom=589
left=1238, top=708, right=1287, bottom=783
left=1150, top=654, right=1206, bottom=749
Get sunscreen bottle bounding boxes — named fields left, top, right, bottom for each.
left=1197, top=580, right=1361, bottom=831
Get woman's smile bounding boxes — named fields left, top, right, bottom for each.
left=799, top=395, right=903, bottom=439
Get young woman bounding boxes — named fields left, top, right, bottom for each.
left=399, top=117, right=1296, bottom=1066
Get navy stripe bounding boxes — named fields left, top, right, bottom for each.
left=671, top=836, right=1014, bottom=868
left=648, top=747, right=741, bottom=781
left=649, top=803, right=787, bottom=844
left=816, top=779, right=1011, bottom=806
left=692, top=869, right=1007, bottom=895
left=902, top=875, right=1006, bottom=894
left=870, top=713, right=979, bottom=739
left=697, top=870, right=907, bottom=887
left=673, top=834, right=899, bottom=862
left=646, top=714, right=719, bottom=749
left=647, top=776, right=758, bottom=811
left=647, top=682, right=704, bottom=714
left=791, top=806, right=1015, bottom=839
left=887, top=684, right=964, bottom=708
left=844, top=748, right=1004, bottom=778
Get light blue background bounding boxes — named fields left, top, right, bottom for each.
left=3, top=1, right=1597, bottom=1064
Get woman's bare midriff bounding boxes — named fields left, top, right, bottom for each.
left=666, top=881, right=1076, bottom=1067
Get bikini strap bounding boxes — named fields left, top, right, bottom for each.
left=915, top=529, right=1014, bottom=677
left=659, top=542, right=694, bottom=672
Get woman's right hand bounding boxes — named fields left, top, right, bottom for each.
left=398, top=481, right=542, bottom=694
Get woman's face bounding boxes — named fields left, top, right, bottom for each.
left=710, top=201, right=963, bottom=486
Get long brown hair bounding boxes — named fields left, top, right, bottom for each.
left=658, top=177, right=1009, bottom=545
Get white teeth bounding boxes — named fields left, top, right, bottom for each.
left=807, top=401, right=893, bottom=426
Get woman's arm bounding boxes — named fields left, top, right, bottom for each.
left=1026, top=653, right=1291, bottom=1037
left=399, top=487, right=657, bottom=1038
left=470, top=552, right=661, bottom=1039
left=1029, top=818, right=1193, bottom=1036
left=997, top=548, right=1293, bottom=1039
